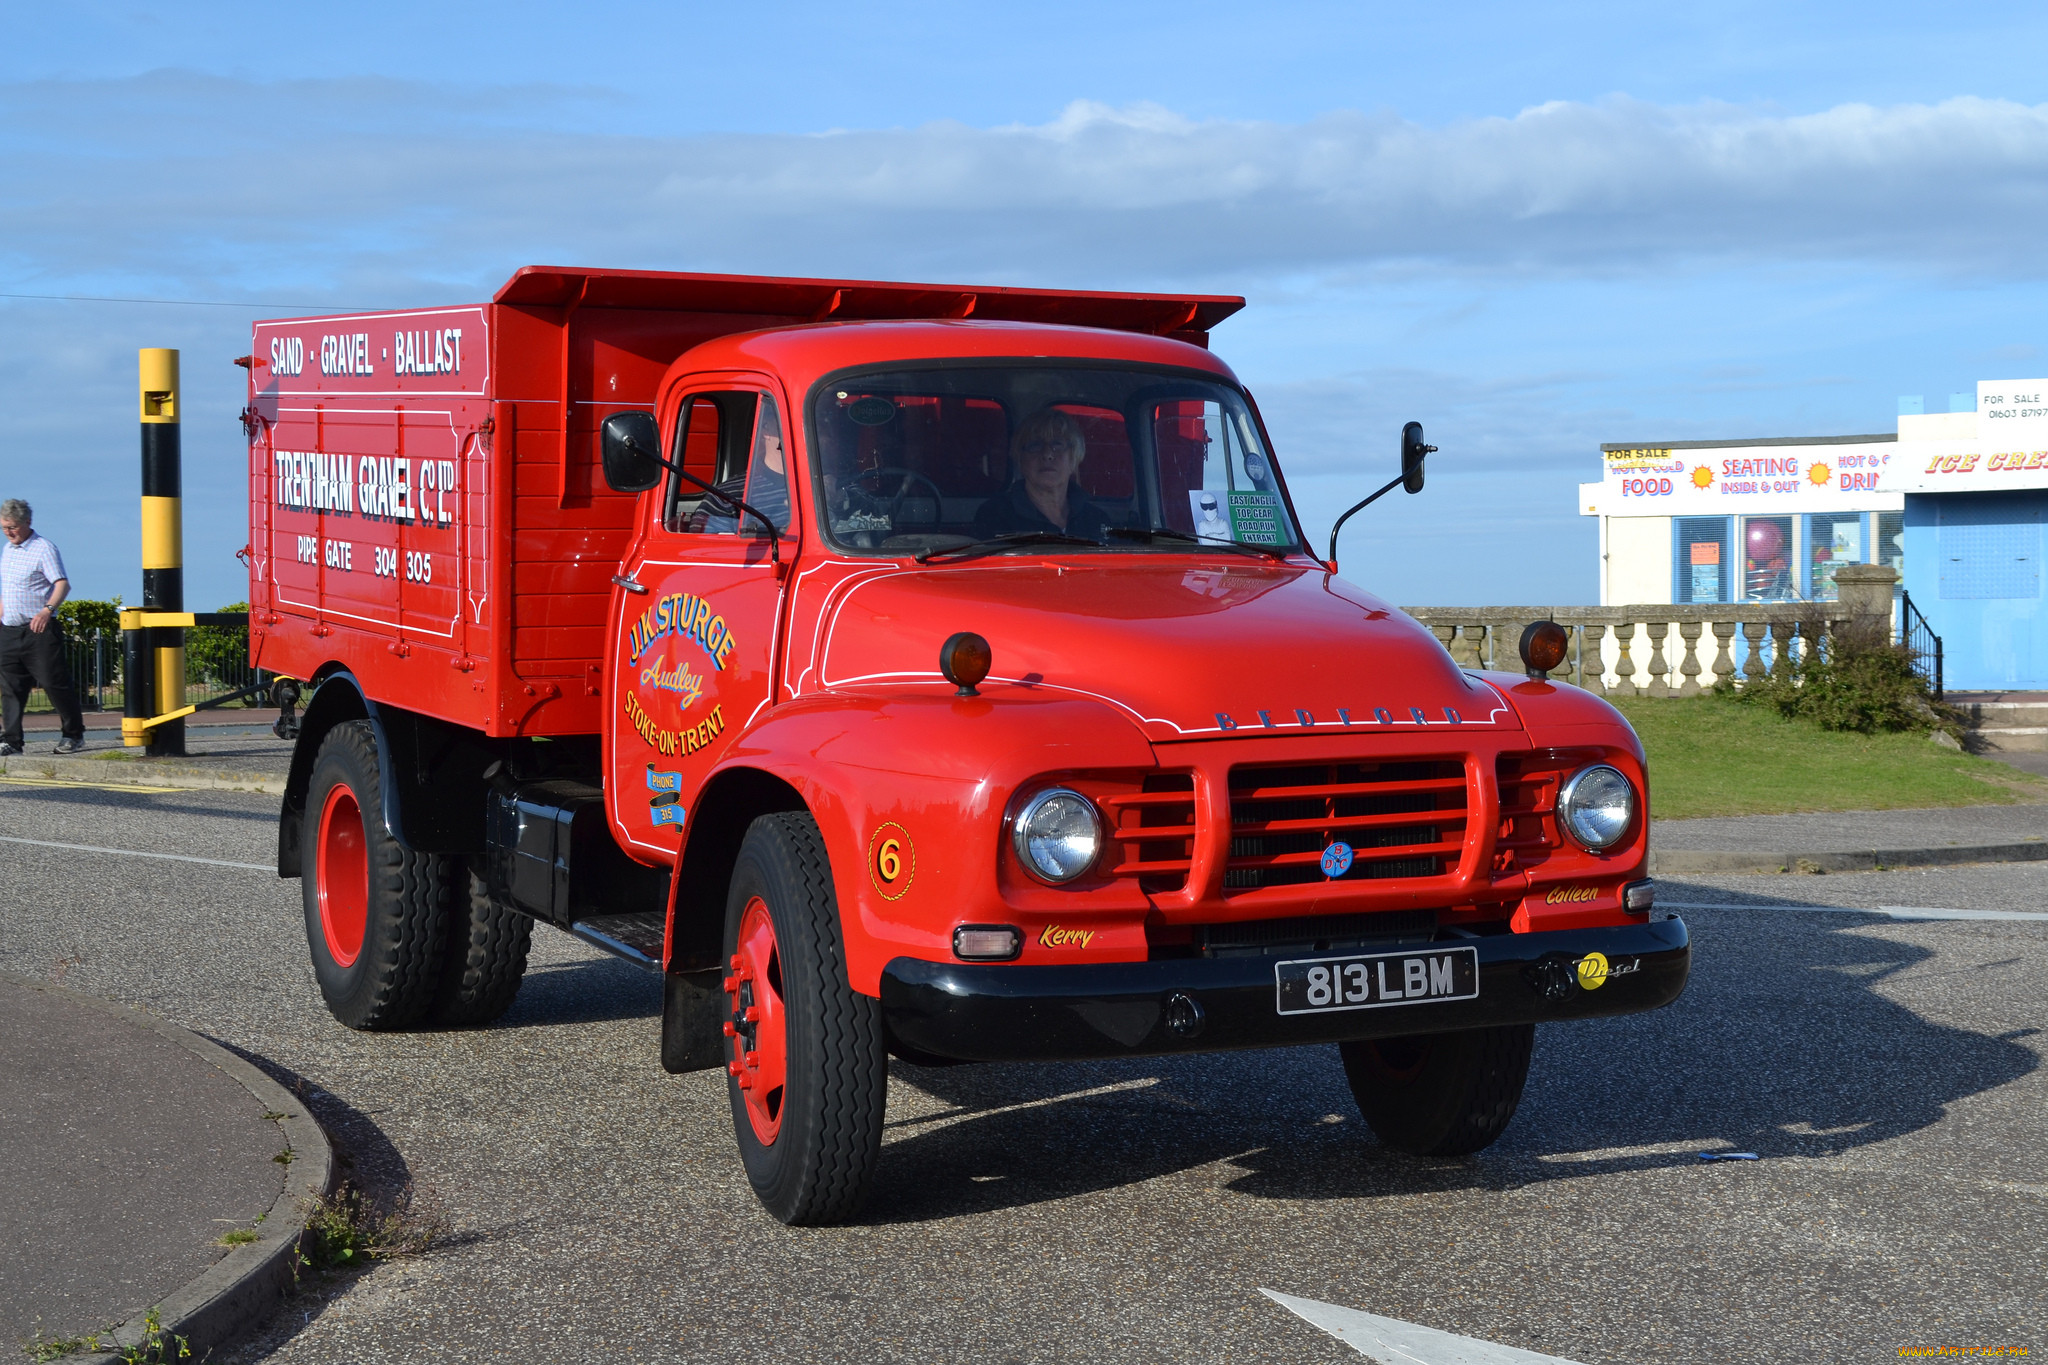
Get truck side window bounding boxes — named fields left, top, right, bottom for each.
left=664, top=395, right=728, bottom=533
left=691, top=394, right=791, bottom=537
left=742, top=397, right=792, bottom=533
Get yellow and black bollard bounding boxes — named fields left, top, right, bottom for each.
left=128, top=348, right=185, bottom=755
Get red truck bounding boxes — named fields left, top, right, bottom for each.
left=245, top=266, right=1686, bottom=1224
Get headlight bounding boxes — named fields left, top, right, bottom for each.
left=1011, top=788, right=1102, bottom=883
left=1558, top=765, right=1635, bottom=851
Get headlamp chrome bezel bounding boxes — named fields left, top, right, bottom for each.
left=1009, top=786, right=1103, bottom=885
left=1557, top=763, right=1637, bottom=852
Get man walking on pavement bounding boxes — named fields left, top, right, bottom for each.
left=1, top=499, right=87, bottom=755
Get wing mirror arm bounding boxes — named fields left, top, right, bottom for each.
left=641, top=440, right=783, bottom=567
left=603, top=413, right=782, bottom=567
left=1326, top=420, right=1438, bottom=569
left=1326, top=471, right=1407, bottom=564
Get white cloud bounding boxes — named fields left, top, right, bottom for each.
left=6, top=77, right=2048, bottom=300
left=8, top=76, right=2046, bottom=607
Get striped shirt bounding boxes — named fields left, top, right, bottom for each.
left=1, top=531, right=67, bottom=626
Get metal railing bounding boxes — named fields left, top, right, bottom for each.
left=1899, top=591, right=1944, bottom=700
left=21, top=619, right=269, bottom=715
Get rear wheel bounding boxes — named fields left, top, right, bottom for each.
left=301, top=721, right=455, bottom=1030
left=430, top=869, right=533, bottom=1027
left=1339, top=1024, right=1535, bottom=1156
left=723, top=812, right=886, bottom=1225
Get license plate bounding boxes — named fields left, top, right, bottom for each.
left=1274, top=945, right=1480, bottom=1016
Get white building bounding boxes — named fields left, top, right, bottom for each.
left=1578, top=436, right=1904, bottom=606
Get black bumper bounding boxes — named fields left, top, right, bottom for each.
left=880, top=917, right=1689, bottom=1063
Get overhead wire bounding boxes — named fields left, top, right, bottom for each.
left=0, top=291, right=376, bottom=311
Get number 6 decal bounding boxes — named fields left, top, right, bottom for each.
left=869, top=822, right=914, bottom=900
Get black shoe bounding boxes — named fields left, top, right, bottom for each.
left=53, top=737, right=84, bottom=755
left=0, top=743, right=20, bottom=757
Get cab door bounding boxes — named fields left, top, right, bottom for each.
left=608, top=382, right=794, bottom=864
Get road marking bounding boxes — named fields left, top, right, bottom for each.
left=0, top=774, right=187, bottom=794
left=1261, top=1290, right=1589, bottom=1364
left=1658, top=899, right=2048, bottom=923
left=0, top=833, right=272, bottom=873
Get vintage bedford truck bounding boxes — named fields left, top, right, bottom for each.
left=243, top=267, right=1687, bottom=1224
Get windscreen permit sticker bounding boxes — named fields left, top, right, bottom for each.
left=1189, top=490, right=1285, bottom=545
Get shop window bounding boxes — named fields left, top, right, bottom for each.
left=1674, top=517, right=1731, bottom=604
left=1805, top=512, right=1866, bottom=601
left=1877, top=511, right=1905, bottom=577
left=1742, top=515, right=1796, bottom=601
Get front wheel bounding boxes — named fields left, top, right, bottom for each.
left=1339, top=1024, right=1535, bottom=1157
left=723, top=812, right=887, bottom=1225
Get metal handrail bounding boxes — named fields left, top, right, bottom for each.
left=1900, top=590, right=1944, bottom=700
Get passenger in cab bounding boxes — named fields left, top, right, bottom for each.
left=970, top=407, right=1111, bottom=540
left=697, top=399, right=792, bottom=536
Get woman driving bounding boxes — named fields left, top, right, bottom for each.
left=970, top=406, right=1111, bottom=540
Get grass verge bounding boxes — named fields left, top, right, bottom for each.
left=1612, top=693, right=2046, bottom=819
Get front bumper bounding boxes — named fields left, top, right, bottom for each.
left=880, top=917, right=1689, bottom=1063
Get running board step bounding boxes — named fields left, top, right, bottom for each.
left=569, top=912, right=666, bottom=972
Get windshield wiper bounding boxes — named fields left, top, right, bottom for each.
left=1106, top=526, right=1289, bottom=561
left=915, top=530, right=1106, bottom=564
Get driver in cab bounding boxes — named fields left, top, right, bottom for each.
left=971, top=407, right=1111, bottom=541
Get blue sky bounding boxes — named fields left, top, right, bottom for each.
left=6, top=2, right=2048, bottom=607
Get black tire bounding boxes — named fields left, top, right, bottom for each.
left=723, top=812, right=887, bottom=1225
left=300, top=721, right=456, bottom=1030
left=1339, top=1023, right=1535, bottom=1156
left=430, top=868, right=533, bottom=1027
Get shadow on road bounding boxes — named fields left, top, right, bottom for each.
left=862, top=912, right=2038, bottom=1220
left=495, top=957, right=661, bottom=1029
left=0, top=782, right=281, bottom=823
left=209, top=1040, right=417, bottom=1207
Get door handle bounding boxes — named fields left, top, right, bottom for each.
left=612, top=573, right=648, bottom=595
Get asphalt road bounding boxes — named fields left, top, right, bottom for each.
left=0, top=777, right=2042, bottom=1364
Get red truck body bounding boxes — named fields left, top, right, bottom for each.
left=248, top=268, right=1238, bottom=738
left=247, top=267, right=1686, bottom=1225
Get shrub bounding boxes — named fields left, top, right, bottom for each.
left=56, top=595, right=122, bottom=640
left=1718, top=622, right=1961, bottom=739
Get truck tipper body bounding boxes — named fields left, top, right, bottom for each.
left=246, top=266, right=1688, bottom=1224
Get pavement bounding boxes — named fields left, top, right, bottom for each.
left=0, top=974, right=330, bottom=1361
left=1649, top=802, right=2048, bottom=874
left=0, top=775, right=2043, bottom=1362
left=4, top=710, right=290, bottom=793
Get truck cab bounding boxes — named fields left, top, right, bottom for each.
left=248, top=268, right=1687, bottom=1226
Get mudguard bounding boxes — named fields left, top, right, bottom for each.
left=682, top=686, right=1157, bottom=996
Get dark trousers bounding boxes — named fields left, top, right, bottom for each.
left=0, top=622, right=85, bottom=746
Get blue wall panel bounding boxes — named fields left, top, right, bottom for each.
left=1904, top=492, right=2048, bottom=690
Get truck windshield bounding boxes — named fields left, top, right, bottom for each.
left=808, top=365, right=1301, bottom=557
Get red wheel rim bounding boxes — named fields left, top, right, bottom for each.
left=316, top=784, right=369, bottom=969
left=725, top=896, right=788, bottom=1144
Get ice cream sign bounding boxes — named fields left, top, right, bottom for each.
left=1891, top=379, right=2048, bottom=493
